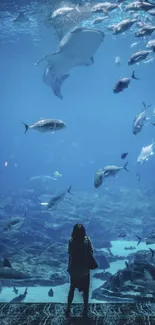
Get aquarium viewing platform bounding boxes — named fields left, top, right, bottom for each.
left=0, top=302, right=155, bottom=325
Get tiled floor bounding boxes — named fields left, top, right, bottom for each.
left=0, top=302, right=155, bottom=325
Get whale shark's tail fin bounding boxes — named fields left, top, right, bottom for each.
left=51, top=74, right=70, bottom=100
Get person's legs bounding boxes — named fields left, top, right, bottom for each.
left=66, top=284, right=75, bottom=315
left=83, top=289, right=89, bottom=315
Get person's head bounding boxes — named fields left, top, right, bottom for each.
left=71, top=224, right=86, bottom=240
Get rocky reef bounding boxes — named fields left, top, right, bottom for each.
left=0, top=185, right=154, bottom=285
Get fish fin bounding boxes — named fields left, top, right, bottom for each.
left=51, top=74, right=70, bottom=100
left=35, top=54, right=51, bottom=66
left=3, top=257, right=12, bottom=268
left=136, top=235, right=142, bottom=246
left=124, top=162, right=129, bottom=172
left=22, top=122, right=29, bottom=134
left=118, top=3, right=123, bottom=11
left=68, top=186, right=73, bottom=195
left=149, top=248, right=155, bottom=259
left=132, top=71, right=139, bottom=80
left=142, top=101, right=151, bottom=110
left=152, top=46, right=155, bottom=53
left=24, top=288, right=28, bottom=295
left=125, top=261, right=129, bottom=269
left=144, top=269, right=153, bottom=281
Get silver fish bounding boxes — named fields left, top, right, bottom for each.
left=128, top=50, right=153, bottom=65
left=135, top=25, right=155, bottom=37
left=94, top=169, right=104, bottom=188
left=125, top=1, right=155, bottom=12
left=48, top=186, right=72, bottom=209
left=137, top=141, right=155, bottom=163
left=113, top=71, right=139, bottom=93
left=3, top=216, right=25, bottom=232
left=146, top=39, right=155, bottom=49
left=103, top=162, right=129, bottom=177
left=92, top=2, right=122, bottom=13
left=22, top=119, right=66, bottom=134
left=112, top=19, right=137, bottom=34
left=132, top=102, right=151, bottom=135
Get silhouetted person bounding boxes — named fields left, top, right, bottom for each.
left=66, top=224, right=93, bottom=317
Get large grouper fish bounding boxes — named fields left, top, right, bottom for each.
left=36, top=27, right=104, bottom=99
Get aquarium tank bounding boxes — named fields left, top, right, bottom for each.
left=0, top=0, right=155, bottom=323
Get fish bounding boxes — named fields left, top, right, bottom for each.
left=10, top=288, right=28, bottom=303
left=35, top=27, right=104, bottom=99
left=115, top=56, right=121, bottom=65
left=137, top=141, right=155, bottom=164
left=103, top=162, right=129, bottom=177
left=130, top=42, right=139, bottom=48
left=43, top=65, right=70, bottom=100
left=136, top=231, right=155, bottom=245
left=45, top=4, right=92, bottom=40
left=99, top=162, right=129, bottom=180
left=121, top=152, right=128, bottom=159
left=148, top=9, right=155, bottom=15
left=146, top=39, right=155, bottom=49
left=48, top=288, right=54, bottom=297
left=0, top=258, right=30, bottom=279
left=51, top=6, right=76, bottom=19
left=13, top=286, right=18, bottom=295
left=91, top=2, right=122, bottom=13
left=3, top=216, right=25, bottom=232
left=22, top=119, right=66, bottom=134
left=94, top=169, right=104, bottom=188
left=132, top=102, right=151, bottom=135
left=125, top=1, right=155, bottom=12
left=128, top=50, right=154, bottom=65
left=149, top=248, right=155, bottom=259
left=113, top=71, right=139, bottom=93
left=47, top=186, right=72, bottom=209
left=112, top=19, right=137, bottom=34
left=135, top=25, right=155, bottom=37
left=92, top=17, right=108, bottom=25
left=130, top=269, right=155, bottom=297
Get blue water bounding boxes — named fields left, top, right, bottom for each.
left=0, top=0, right=155, bottom=309
left=0, top=0, right=155, bottom=194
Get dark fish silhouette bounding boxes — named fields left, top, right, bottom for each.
left=136, top=172, right=140, bottom=181
left=136, top=235, right=142, bottom=246
left=113, top=71, right=139, bottom=93
left=48, top=288, right=54, bottom=297
left=149, top=248, right=155, bottom=259
left=10, top=288, right=28, bottom=303
left=48, top=186, right=72, bottom=209
left=0, top=258, right=30, bottom=279
left=121, top=152, right=128, bottom=159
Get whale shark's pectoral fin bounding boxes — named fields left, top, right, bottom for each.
left=35, top=53, right=52, bottom=66
left=3, top=257, right=12, bottom=268
left=51, top=74, right=70, bottom=100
